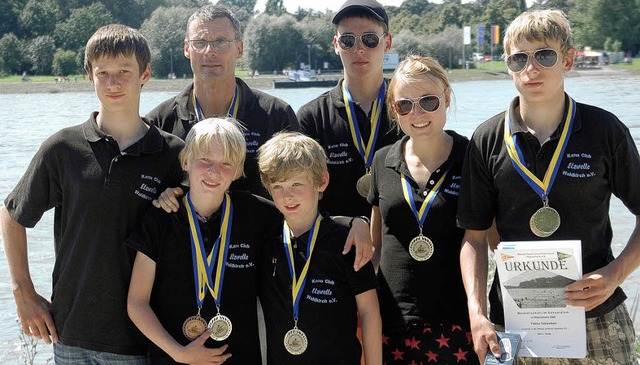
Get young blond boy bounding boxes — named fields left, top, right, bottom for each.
left=1, top=24, right=184, bottom=363
left=458, top=9, right=640, bottom=364
left=257, top=132, right=382, bottom=364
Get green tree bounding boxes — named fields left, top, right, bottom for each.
left=391, top=28, right=430, bottom=59
left=140, top=6, right=196, bottom=78
left=244, top=14, right=304, bottom=71
left=530, top=0, right=575, bottom=13
left=571, top=0, right=639, bottom=53
left=298, top=12, right=339, bottom=70
left=54, top=3, right=114, bottom=51
left=18, top=0, right=62, bottom=37
left=26, top=35, right=56, bottom=74
left=52, top=49, right=78, bottom=76
left=264, top=0, right=286, bottom=16
left=217, top=0, right=257, bottom=31
left=0, top=33, right=24, bottom=76
left=0, top=1, right=21, bottom=36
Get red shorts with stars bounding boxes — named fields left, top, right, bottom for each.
left=383, top=321, right=480, bottom=365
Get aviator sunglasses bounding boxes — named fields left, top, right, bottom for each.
left=505, top=48, right=559, bottom=73
left=394, top=94, right=444, bottom=116
left=337, top=32, right=386, bottom=50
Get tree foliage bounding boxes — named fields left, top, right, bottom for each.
left=264, top=0, right=285, bottom=16
left=0, top=33, right=24, bottom=76
left=18, top=0, right=62, bottom=38
left=244, top=14, right=304, bottom=71
left=26, top=36, right=57, bottom=74
left=52, top=49, right=78, bottom=76
left=54, top=3, right=114, bottom=51
left=140, top=6, right=196, bottom=78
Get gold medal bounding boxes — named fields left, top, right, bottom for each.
left=182, top=315, right=207, bottom=340
left=356, top=172, right=372, bottom=198
left=284, top=327, right=308, bottom=355
left=409, top=234, right=434, bottom=261
left=208, top=313, right=232, bottom=341
left=530, top=204, right=561, bottom=238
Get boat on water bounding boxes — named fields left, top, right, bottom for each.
left=273, top=69, right=339, bottom=88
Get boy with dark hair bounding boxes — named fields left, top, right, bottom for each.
left=1, top=24, right=184, bottom=364
left=458, top=9, right=640, bottom=364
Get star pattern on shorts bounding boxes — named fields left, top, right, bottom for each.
left=453, top=348, right=468, bottom=362
left=406, top=336, right=421, bottom=350
left=383, top=334, right=389, bottom=345
left=425, top=350, right=438, bottom=363
left=392, top=348, right=404, bottom=360
left=466, top=331, right=473, bottom=344
left=451, top=324, right=462, bottom=331
left=436, top=334, right=450, bottom=348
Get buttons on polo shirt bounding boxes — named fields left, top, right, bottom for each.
left=423, top=191, right=428, bottom=197
left=429, top=180, right=435, bottom=185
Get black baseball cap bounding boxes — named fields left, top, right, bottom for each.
left=332, top=0, right=389, bottom=27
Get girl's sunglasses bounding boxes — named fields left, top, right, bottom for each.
left=337, top=33, right=386, bottom=50
left=505, top=48, right=559, bottom=73
left=393, top=94, right=444, bottom=116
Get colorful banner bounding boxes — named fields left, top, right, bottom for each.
left=477, top=25, right=485, bottom=45
left=492, top=25, right=500, bottom=45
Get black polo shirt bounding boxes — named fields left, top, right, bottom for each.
left=147, top=78, right=299, bottom=197
left=297, top=79, right=401, bottom=217
left=458, top=94, right=640, bottom=322
left=4, top=113, right=184, bottom=355
left=259, top=216, right=377, bottom=365
left=368, top=132, right=471, bottom=330
left=126, top=191, right=281, bottom=364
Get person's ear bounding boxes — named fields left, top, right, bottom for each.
left=563, top=48, right=576, bottom=72
left=318, top=171, right=330, bottom=193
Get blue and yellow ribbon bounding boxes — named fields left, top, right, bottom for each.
left=342, top=81, right=386, bottom=169
left=283, top=213, right=323, bottom=319
left=193, top=84, right=240, bottom=121
left=401, top=168, right=450, bottom=229
left=503, top=97, right=576, bottom=201
left=184, top=192, right=234, bottom=309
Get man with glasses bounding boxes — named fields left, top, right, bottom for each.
left=297, top=0, right=399, bottom=220
left=147, top=4, right=298, bottom=198
left=458, top=9, right=640, bottom=364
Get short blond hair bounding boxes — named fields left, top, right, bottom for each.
left=179, top=118, right=246, bottom=184
left=258, top=132, right=328, bottom=189
left=503, top=9, right=574, bottom=58
left=386, top=55, right=451, bottom=131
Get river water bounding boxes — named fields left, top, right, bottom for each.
left=1, top=73, right=638, bottom=363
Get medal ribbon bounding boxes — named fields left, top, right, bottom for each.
left=184, top=192, right=234, bottom=308
left=503, top=97, right=576, bottom=201
left=342, top=81, right=386, bottom=169
left=283, top=213, right=323, bottom=319
left=400, top=168, right=450, bottom=228
left=193, top=84, right=240, bottom=121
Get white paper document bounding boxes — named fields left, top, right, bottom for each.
left=495, top=240, right=586, bottom=358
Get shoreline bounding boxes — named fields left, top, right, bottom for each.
left=0, top=66, right=634, bottom=95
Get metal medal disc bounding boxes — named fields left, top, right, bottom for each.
left=283, top=328, right=308, bottom=355
left=408, top=235, right=434, bottom=261
left=208, top=314, right=233, bottom=341
left=182, top=315, right=207, bottom=340
left=529, top=206, right=561, bottom=238
left=356, top=173, right=372, bottom=198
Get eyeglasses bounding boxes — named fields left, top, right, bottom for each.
left=337, top=33, right=386, bottom=50
left=394, top=94, right=444, bottom=116
left=188, top=39, right=237, bottom=53
left=505, top=48, right=559, bottom=73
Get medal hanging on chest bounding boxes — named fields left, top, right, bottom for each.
left=184, top=193, right=234, bottom=341
left=343, top=81, right=385, bottom=198
left=193, top=84, right=240, bottom=121
left=401, top=168, right=450, bottom=261
left=503, top=98, right=575, bottom=237
left=282, top=214, right=322, bottom=355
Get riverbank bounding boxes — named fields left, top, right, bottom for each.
left=0, top=66, right=635, bottom=94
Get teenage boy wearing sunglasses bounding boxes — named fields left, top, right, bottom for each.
left=458, top=9, right=640, bottom=364
left=146, top=4, right=299, bottom=198
left=297, top=0, right=400, bottom=219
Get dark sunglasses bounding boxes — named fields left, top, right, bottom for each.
left=393, top=94, right=444, bottom=116
left=505, top=48, right=558, bottom=73
left=337, top=33, right=386, bottom=50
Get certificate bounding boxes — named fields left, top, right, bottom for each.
left=495, top=240, right=586, bottom=358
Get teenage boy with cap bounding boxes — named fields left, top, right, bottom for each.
left=297, top=0, right=400, bottom=218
